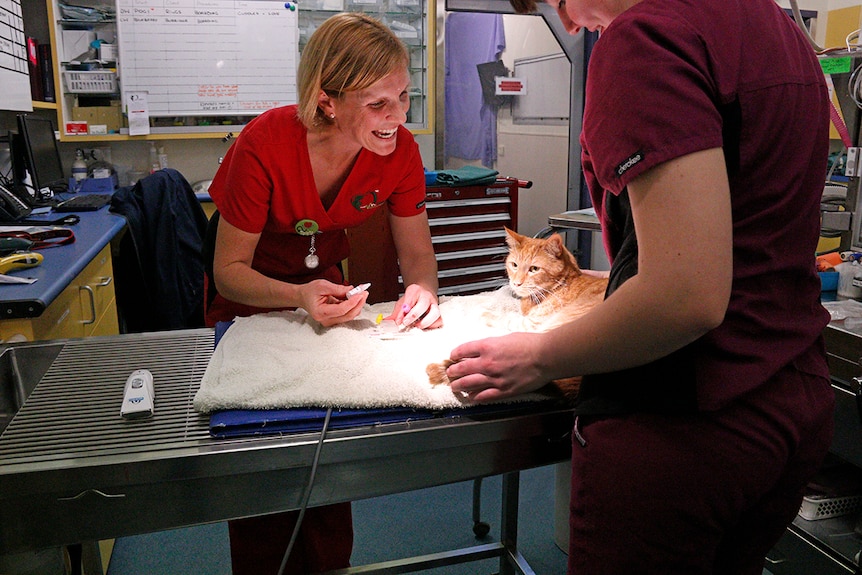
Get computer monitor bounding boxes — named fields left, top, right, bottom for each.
left=16, top=114, right=67, bottom=195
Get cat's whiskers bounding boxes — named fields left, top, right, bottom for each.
left=528, top=285, right=552, bottom=305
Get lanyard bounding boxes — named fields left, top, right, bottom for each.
left=0, top=228, right=75, bottom=250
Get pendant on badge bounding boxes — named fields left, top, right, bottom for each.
left=295, top=219, right=320, bottom=270
left=304, top=234, right=319, bottom=269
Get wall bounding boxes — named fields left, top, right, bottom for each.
left=443, top=13, right=570, bottom=238
left=497, top=15, right=570, bottom=238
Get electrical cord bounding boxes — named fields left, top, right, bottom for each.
left=789, top=0, right=824, bottom=52
left=276, top=407, right=333, bottom=575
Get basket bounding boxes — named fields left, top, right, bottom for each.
left=799, top=493, right=862, bottom=520
left=63, top=70, right=118, bottom=94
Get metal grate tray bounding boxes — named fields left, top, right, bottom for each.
left=0, top=330, right=214, bottom=466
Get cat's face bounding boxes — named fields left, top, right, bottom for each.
left=505, top=230, right=572, bottom=298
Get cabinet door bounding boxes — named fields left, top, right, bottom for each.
left=26, top=282, right=84, bottom=341
left=767, top=526, right=857, bottom=575
left=0, top=244, right=118, bottom=342
left=78, top=244, right=119, bottom=337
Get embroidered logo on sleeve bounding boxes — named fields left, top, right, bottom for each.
left=616, top=151, right=644, bottom=177
left=352, top=190, right=380, bottom=211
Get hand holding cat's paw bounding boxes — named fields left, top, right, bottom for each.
left=426, top=359, right=455, bottom=386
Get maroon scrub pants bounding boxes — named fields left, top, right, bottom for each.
left=229, top=503, right=353, bottom=575
left=567, top=363, right=834, bottom=575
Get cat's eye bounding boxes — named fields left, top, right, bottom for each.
left=529, top=266, right=539, bottom=273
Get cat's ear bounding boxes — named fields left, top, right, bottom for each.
left=544, top=233, right=566, bottom=258
left=504, top=227, right=523, bottom=249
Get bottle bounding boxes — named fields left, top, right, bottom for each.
left=158, top=146, right=168, bottom=170
left=72, top=149, right=88, bottom=183
left=149, top=142, right=159, bottom=174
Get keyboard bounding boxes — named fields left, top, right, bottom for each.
left=54, top=194, right=113, bottom=212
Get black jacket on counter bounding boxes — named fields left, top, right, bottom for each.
left=110, top=168, right=208, bottom=333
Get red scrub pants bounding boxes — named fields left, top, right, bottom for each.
left=229, top=503, right=353, bottom=575
left=567, top=363, right=834, bottom=575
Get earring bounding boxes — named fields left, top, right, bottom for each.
left=329, top=113, right=335, bottom=119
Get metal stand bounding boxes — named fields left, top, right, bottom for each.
left=321, top=473, right=536, bottom=575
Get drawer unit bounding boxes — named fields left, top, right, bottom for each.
left=767, top=520, right=856, bottom=574
left=423, top=182, right=518, bottom=296
left=766, top=322, right=862, bottom=574
left=0, top=244, right=118, bottom=342
left=346, top=180, right=519, bottom=303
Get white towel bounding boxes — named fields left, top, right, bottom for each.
left=193, top=289, right=552, bottom=413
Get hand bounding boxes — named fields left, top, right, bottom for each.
left=446, top=332, right=550, bottom=402
left=391, top=283, right=442, bottom=330
left=298, top=279, right=368, bottom=327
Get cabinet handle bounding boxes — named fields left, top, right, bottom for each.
left=80, top=285, right=96, bottom=325
left=853, top=376, right=862, bottom=424
left=58, top=489, right=126, bottom=502
left=79, top=278, right=111, bottom=325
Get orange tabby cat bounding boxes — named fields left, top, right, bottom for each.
left=426, top=227, right=609, bottom=396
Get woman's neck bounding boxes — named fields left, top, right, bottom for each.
left=307, top=127, right=362, bottom=208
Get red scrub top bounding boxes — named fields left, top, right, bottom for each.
left=206, top=105, right=426, bottom=323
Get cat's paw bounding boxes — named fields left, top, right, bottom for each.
left=550, top=376, right=582, bottom=400
left=426, top=359, right=454, bottom=386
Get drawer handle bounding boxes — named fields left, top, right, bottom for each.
left=763, top=555, right=786, bottom=565
left=58, top=489, right=126, bottom=502
left=79, top=285, right=96, bottom=325
left=854, top=376, right=862, bottom=424
left=95, top=276, right=113, bottom=287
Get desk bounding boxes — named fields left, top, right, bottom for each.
left=540, top=208, right=601, bottom=236
left=0, top=330, right=573, bottom=574
left=0, top=209, right=126, bottom=341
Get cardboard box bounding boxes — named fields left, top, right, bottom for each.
left=71, top=101, right=123, bottom=133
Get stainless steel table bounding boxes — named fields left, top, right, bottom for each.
left=0, top=329, right=574, bottom=574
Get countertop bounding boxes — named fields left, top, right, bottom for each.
left=0, top=207, right=126, bottom=319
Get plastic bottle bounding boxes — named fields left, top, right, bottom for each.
left=158, top=146, right=168, bottom=170
left=149, top=142, right=159, bottom=174
left=72, top=149, right=88, bottom=183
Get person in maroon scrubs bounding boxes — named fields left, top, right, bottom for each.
left=443, top=1, right=834, bottom=573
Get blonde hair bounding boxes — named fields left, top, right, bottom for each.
left=297, top=12, right=410, bottom=128
left=509, top=0, right=537, bottom=13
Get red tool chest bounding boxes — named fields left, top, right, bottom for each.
left=347, top=178, right=520, bottom=304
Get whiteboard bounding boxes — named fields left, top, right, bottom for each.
left=0, top=0, right=32, bottom=112
left=512, top=52, right=569, bottom=124
left=116, top=0, right=299, bottom=118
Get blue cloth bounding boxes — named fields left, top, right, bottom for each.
left=444, top=13, right=505, bottom=168
left=434, top=165, right=499, bottom=186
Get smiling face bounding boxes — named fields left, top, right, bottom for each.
left=320, top=67, right=411, bottom=157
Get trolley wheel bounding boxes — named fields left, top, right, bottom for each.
left=473, top=521, right=491, bottom=538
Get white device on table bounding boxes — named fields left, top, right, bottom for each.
left=346, top=283, right=371, bottom=298
left=121, top=369, right=154, bottom=419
